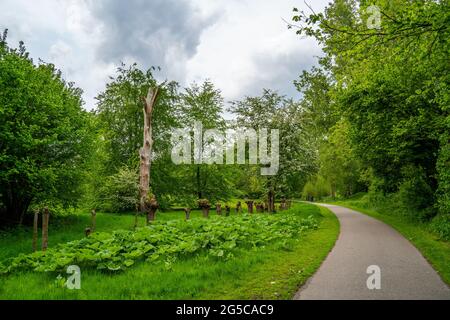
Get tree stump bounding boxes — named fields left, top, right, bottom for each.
left=198, top=199, right=211, bottom=218
left=236, top=201, right=242, bottom=214
left=216, top=203, right=222, bottom=215
left=184, top=208, right=191, bottom=220
left=246, top=201, right=254, bottom=214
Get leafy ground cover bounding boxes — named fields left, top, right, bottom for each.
left=0, top=202, right=339, bottom=299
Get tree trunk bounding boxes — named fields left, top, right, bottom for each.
left=32, top=209, right=39, bottom=252
left=184, top=208, right=191, bottom=220
left=225, top=206, right=231, bottom=217
left=216, top=204, right=222, bottom=215
left=268, top=189, right=275, bottom=213
left=202, top=207, right=210, bottom=218
left=196, top=166, right=202, bottom=199
left=91, top=209, right=96, bottom=232
left=42, top=207, right=49, bottom=251
left=139, top=87, right=159, bottom=212
left=236, top=202, right=242, bottom=214
left=246, top=201, right=254, bottom=214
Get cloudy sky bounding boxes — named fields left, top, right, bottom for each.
left=0, top=0, right=329, bottom=110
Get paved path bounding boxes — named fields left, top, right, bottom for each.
left=294, top=204, right=450, bottom=300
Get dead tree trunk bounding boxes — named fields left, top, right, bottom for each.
left=32, top=209, right=39, bottom=252
left=147, top=196, right=159, bottom=223
left=139, top=86, right=160, bottom=213
left=42, top=207, right=49, bottom=251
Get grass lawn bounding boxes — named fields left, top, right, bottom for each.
left=0, top=203, right=339, bottom=300
left=327, top=196, right=450, bottom=286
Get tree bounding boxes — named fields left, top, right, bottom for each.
left=178, top=80, right=230, bottom=201
left=292, top=0, right=450, bottom=217
left=230, top=90, right=317, bottom=209
left=95, top=63, right=180, bottom=209
left=139, top=86, right=159, bottom=212
left=0, top=31, right=94, bottom=225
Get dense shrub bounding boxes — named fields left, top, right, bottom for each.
left=430, top=215, right=450, bottom=241
left=302, top=175, right=330, bottom=200
left=397, top=165, right=435, bottom=221
left=97, top=167, right=139, bottom=212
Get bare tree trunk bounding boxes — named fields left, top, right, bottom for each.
left=91, top=209, right=96, bottom=232
left=32, top=209, right=39, bottom=252
left=196, top=166, right=202, bottom=199
left=268, top=189, right=275, bottom=213
left=134, top=204, right=139, bottom=230
left=139, top=87, right=159, bottom=212
left=42, top=207, right=49, bottom=251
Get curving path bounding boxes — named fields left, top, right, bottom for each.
left=294, top=204, right=450, bottom=300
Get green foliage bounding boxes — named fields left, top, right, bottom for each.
left=0, top=32, right=94, bottom=225
left=0, top=209, right=318, bottom=275
left=397, top=165, right=435, bottom=221
left=318, top=120, right=365, bottom=197
left=97, top=167, right=139, bottom=213
left=302, top=175, right=331, bottom=200
left=230, top=90, right=318, bottom=199
left=430, top=215, right=450, bottom=241
left=292, top=0, right=450, bottom=217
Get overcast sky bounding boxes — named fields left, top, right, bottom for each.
left=0, top=0, right=329, bottom=110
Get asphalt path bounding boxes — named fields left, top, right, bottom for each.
left=294, top=204, right=450, bottom=300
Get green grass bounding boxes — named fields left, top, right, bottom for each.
left=327, top=195, right=450, bottom=286
left=0, top=203, right=339, bottom=300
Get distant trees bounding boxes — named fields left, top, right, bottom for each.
left=0, top=30, right=94, bottom=225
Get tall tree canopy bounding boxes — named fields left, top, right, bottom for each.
left=0, top=31, right=94, bottom=225
left=293, top=0, right=450, bottom=217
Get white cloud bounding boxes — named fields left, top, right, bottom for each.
left=0, top=0, right=329, bottom=110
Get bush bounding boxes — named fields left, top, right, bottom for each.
left=97, top=167, right=139, bottom=212
left=436, top=133, right=450, bottom=215
left=430, top=215, right=450, bottom=241
left=302, top=175, right=330, bottom=200
left=397, top=165, right=435, bottom=221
